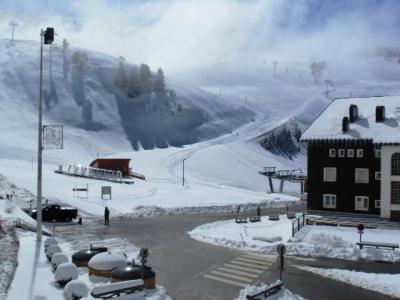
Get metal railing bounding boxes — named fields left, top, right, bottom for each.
left=292, top=213, right=305, bottom=237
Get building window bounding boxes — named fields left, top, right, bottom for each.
left=329, top=149, right=336, bottom=158
left=323, top=167, right=337, bottom=182
left=375, top=200, right=381, bottom=208
left=355, top=168, right=369, bottom=183
left=338, top=149, right=345, bottom=157
left=391, top=181, right=400, bottom=204
left=391, top=153, right=400, bottom=176
left=347, top=149, right=354, bottom=157
left=356, top=149, right=364, bottom=157
left=355, top=196, right=369, bottom=211
left=323, top=194, right=336, bottom=208
left=375, top=150, right=381, bottom=158
left=391, top=210, right=400, bottom=222
left=375, top=172, right=381, bottom=180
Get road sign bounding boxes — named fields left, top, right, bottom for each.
left=43, top=125, right=63, bottom=149
left=101, top=186, right=112, bottom=200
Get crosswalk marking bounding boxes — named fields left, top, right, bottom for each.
left=203, top=274, right=247, bottom=287
left=235, top=256, right=272, bottom=266
left=210, top=270, right=253, bottom=282
left=229, top=260, right=268, bottom=270
left=223, top=263, right=264, bottom=274
left=217, top=267, right=260, bottom=278
left=245, top=253, right=276, bottom=261
left=242, top=254, right=276, bottom=263
left=202, top=253, right=276, bottom=287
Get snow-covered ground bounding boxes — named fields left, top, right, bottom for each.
left=189, top=214, right=297, bottom=252
left=189, top=217, right=400, bottom=262
left=7, top=231, right=171, bottom=300
left=289, top=225, right=400, bottom=262
left=296, top=266, right=400, bottom=299
left=234, top=281, right=305, bottom=300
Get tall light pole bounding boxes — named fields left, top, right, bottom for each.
left=9, top=22, right=18, bottom=45
left=182, top=159, right=186, bottom=186
left=37, top=27, right=54, bottom=241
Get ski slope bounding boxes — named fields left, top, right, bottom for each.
left=1, top=39, right=400, bottom=217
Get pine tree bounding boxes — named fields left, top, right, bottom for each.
left=139, top=64, right=151, bottom=92
left=114, top=61, right=128, bottom=89
left=62, top=39, right=69, bottom=79
left=127, top=68, right=142, bottom=97
left=154, top=67, right=165, bottom=92
left=71, top=51, right=88, bottom=74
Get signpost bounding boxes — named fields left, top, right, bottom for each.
left=276, top=243, right=286, bottom=281
left=357, top=223, right=364, bottom=243
left=43, top=125, right=63, bottom=149
left=101, top=186, right=112, bottom=200
left=36, top=27, right=55, bottom=241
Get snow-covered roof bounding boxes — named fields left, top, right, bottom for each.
left=301, top=96, right=400, bottom=143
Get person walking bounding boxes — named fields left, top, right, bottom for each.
left=104, top=207, right=110, bottom=227
left=256, top=205, right=261, bottom=217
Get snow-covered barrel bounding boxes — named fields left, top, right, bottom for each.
left=55, top=262, right=78, bottom=287
left=44, top=237, right=57, bottom=251
left=63, top=279, right=89, bottom=300
left=45, top=244, right=62, bottom=261
left=72, top=246, right=108, bottom=267
left=88, top=251, right=127, bottom=278
left=111, top=263, right=156, bottom=289
left=51, top=253, right=69, bottom=271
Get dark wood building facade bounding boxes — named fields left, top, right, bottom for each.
left=307, top=139, right=380, bottom=215
left=301, top=96, right=400, bottom=220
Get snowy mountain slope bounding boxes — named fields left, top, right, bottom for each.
left=1, top=38, right=400, bottom=216
left=0, top=39, right=252, bottom=161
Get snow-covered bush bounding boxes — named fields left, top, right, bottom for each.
left=44, top=237, right=58, bottom=250
left=45, top=244, right=62, bottom=261
left=55, top=263, right=78, bottom=287
left=51, top=253, right=69, bottom=271
left=63, top=279, right=89, bottom=300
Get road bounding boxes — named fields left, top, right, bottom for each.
left=57, top=210, right=397, bottom=300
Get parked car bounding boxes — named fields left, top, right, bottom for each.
left=30, top=204, right=78, bottom=222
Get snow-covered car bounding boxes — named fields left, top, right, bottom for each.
left=30, top=204, right=78, bottom=222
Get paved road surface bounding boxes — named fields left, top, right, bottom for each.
left=57, top=210, right=396, bottom=300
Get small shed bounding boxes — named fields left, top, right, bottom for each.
left=90, top=158, right=131, bottom=177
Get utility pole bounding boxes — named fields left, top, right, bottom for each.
left=37, top=28, right=54, bottom=241
left=9, top=22, right=18, bottom=45
left=273, top=61, right=277, bottom=78
left=182, top=159, right=186, bottom=186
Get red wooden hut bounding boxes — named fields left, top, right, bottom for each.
left=90, top=158, right=131, bottom=177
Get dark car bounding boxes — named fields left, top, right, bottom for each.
left=30, top=204, right=78, bottom=222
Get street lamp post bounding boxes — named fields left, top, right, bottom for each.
left=182, top=159, right=185, bottom=186
left=37, top=28, right=54, bottom=241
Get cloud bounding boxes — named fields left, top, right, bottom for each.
left=0, top=0, right=398, bottom=75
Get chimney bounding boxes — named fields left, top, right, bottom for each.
left=342, top=116, right=349, bottom=133
left=376, top=106, right=385, bottom=122
left=349, top=104, right=358, bottom=123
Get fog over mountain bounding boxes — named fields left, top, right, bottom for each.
left=0, top=0, right=399, bottom=79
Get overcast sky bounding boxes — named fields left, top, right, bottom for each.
left=0, top=0, right=399, bottom=75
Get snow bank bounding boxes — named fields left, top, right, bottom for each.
left=190, top=218, right=400, bottom=262
left=234, top=282, right=305, bottom=300
left=296, top=266, right=400, bottom=299
left=287, top=225, right=400, bottom=262
left=189, top=214, right=298, bottom=252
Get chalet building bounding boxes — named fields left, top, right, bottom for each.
left=301, top=96, right=400, bottom=221
left=90, top=158, right=131, bottom=177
